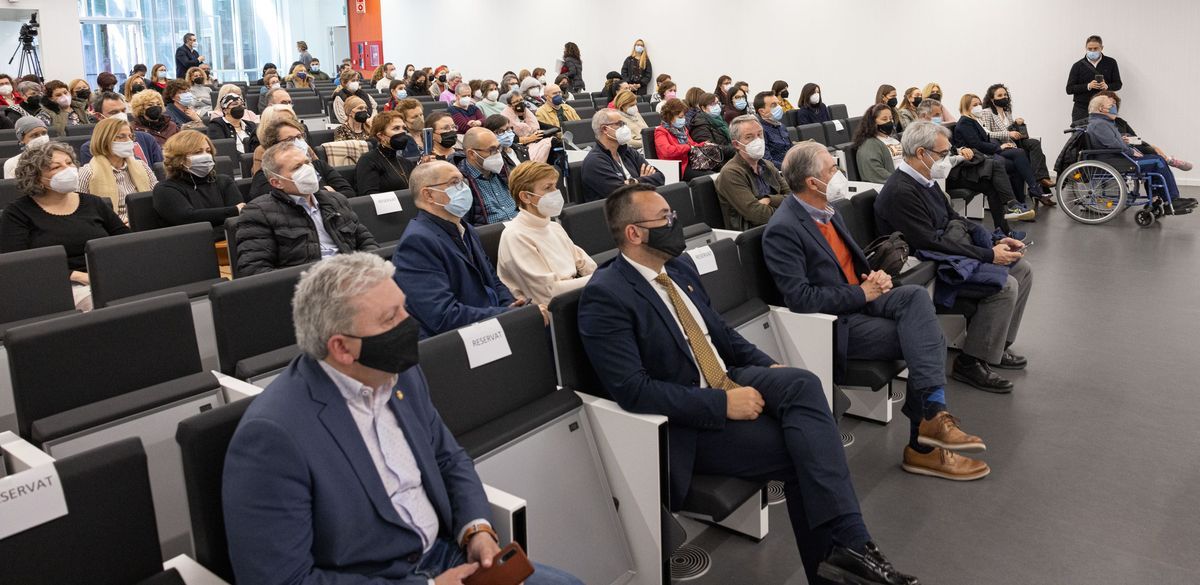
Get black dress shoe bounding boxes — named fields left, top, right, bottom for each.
left=990, top=348, right=1027, bottom=370
left=952, top=358, right=1014, bottom=393
left=818, top=542, right=920, bottom=585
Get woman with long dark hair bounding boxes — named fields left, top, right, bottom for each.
left=561, top=42, right=585, bottom=93
left=795, top=82, right=830, bottom=125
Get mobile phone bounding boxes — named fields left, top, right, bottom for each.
left=1015, top=239, right=1033, bottom=251
left=423, top=128, right=433, bottom=156
left=462, top=542, right=535, bottom=585
left=1095, top=74, right=1105, bottom=83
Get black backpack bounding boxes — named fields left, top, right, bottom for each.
left=864, top=231, right=910, bottom=277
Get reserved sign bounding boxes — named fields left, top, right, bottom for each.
left=457, top=318, right=513, bottom=369
left=0, top=433, right=68, bottom=540
left=686, top=246, right=718, bottom=275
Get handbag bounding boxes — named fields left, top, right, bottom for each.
left=863, top=231, right=910, bottom=277
left=688, top=143, right=723, bottom=172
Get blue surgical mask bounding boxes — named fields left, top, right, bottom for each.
left=734, top=97, right=747, bottom=110
left=931, top=116, right=943, bottom=125
left=1108, top=105, right=1118, bottom=115
left=179, top=92, right=195, bottom=107
left=498, top=130, right=515, bottom=148
left=1086, top=50, right=1101, bottom=61
left=671, top=117, right=686, bottom=129
left=551, top=95, right=564, bottom=106
left=770, top=104, right=784, bottom=121
left=707, top=103, right=722, bottom=116
left=433, top=181, right=474, bottom=218
left=397, top=89, right=407, bottom=99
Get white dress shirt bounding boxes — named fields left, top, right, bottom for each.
left=623, top=254, right=728, bottom=387
left=289, top=194, right=339, bottom=258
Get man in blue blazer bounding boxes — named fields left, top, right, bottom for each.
left=392, top=160, right=548, bottom=338
left=577, top=184, right=918, bottom=585
left=764, top=142, right=989, bottom=482
left=223, top=252, right=580, bottom=585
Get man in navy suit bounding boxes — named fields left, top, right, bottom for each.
left=763, top=141, right=990, bottom=482
left=223, top=252, right=581, bottom=585
left=577, top=184, right=918, bottom=585
left=392, top=160, right=548, bottom=338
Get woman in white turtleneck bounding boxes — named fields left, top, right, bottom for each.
left=496, top=161, right=596, bottom=306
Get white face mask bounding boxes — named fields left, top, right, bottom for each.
left=291, top=138, right=310, bottom=155
left=108, top=112, right=129, bottom=122
left=625, top=105, right=638, bottom=116
left=459, top=97, right=474, bottom=108
left=0, top=84, right=12, bottom=96
left=270, top=82, right=281, bottom=90
left=54, top=95, right=72, bottom=108
left=486, top=90, right=499, bottom=102
left=742, top=138, right=766, bottom=160
left=613, top=125, right=633, bottom=145
left=49, top=165, right=79, bottom=193
left=817, top=171, right=850, bottom=202
left=481, top=152, right=504, bottom=174
left=347, top=81, right=360, bottom=93
left=810, top=93, right=821, bottom=105
left=533, top=189, right=565, bottom=217
left=26, top=134, right=50, bottom=149
left=112, top=140, right=137, bottom=158
left=970, top=105, right=984, bottom=117
left=537, top=76, right=547, bottom=84
left=187, top=153, right=215, bottom=177
left=529, top=87, right=542, bottom=98
left=923, top=151, right=953, bottom=180
left=288, top=163, right=321, bottom=194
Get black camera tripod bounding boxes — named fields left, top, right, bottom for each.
left=9, top=18, right=42, bottom=80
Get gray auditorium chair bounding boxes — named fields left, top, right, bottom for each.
left=125, top=191, right=167, bottom=231
left=561, top=119, right=595, bottom=149
left=0, top=438, right=193, bottom=585
left=688, top=174, right=727, bottom=230
left=797, top=123, right=828, bottom=146
left=847, top=115, right=863, bottom=138
left=822, top=120, right=851, bottom=145
left=641, top=127, right=657, bottom=159
left=209, top=263, right=307, bottom=384
left=347, top=189, right=418, bottom=246
left=477, top=221, right=505, bottom=268
left=564, top=160, right=584, bottom=204
left=65, top=123, right=98, bottom=136
left=559, top=199, right=614, bottom=256
left=829, top=103, right=849, bottom=120
left=6, top=293, right=225, bottom=557
left=419, top=305, right=631, bottom=584
left=656, top=182, right=714, bottom=248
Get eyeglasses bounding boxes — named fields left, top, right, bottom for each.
left=603, top=121, right=627, bottom=129
left=926, top=148, right=951, bottom=159
left=471, top=146, right=501, bottom=156
left=632, top=210, right=677, bottom=228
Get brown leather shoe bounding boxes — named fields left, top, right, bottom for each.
left=902, top=446, right=990, bottom=481
left=917, top=412, right=986, bottom=452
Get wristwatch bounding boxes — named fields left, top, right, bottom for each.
left=460, top=523, right=498, bottom=549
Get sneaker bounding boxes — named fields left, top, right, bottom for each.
left=902, top=446, right=991, bottom=481
left=1007, top=229, right=1027, bottom=242
left=1168, top=157, right=1194, bottom=172
left=917, top=412, right=986, bottom=452
left=1004, top=204, right=1036, bottom=221
left=992, top=228, right=1027, bottom=242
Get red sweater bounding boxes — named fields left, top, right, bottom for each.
left=653, top=125, right=700, bottom=174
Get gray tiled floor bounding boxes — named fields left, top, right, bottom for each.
left=684, top=199, right=1200, bottom=585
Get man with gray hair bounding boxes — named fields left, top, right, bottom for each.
left=455, top=127, right=517, bottom=225
left=713, top=114, right=788, bottom=230
left=581, top=107, right=664, bottom=202
left=223, top=252, right=582, bottom=585
left=765, top=140, right=990, bottom=482
left=875, top=121, right=1033, bottom=393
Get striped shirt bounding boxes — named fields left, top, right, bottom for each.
left=77, top=159, right=158, bottom=222
left=463, top=163, right=517, bottom=224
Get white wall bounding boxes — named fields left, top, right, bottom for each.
left=381, top=0, right=1200, bottom=182
left=283, top=0, right=348, bottom=69
left=0, top=1, right=83, bottom=82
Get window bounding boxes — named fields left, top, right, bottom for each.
left=78, top=0, right=290, bottom=85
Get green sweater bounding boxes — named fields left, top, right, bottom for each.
left=713, top=154, right=789, bottom=231
left=855, top=136, right=898, bottom=184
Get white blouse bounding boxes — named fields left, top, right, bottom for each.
left=496, top=210, right=597, bottom=305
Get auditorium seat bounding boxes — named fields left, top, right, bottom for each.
left=5, top=292, right=225, bottom=557
left=223, top=217, right=242, bottom=278
left=564, top=160, right=584, bottom=204
left=641, top=127, right=656, bottom=159
left=797, top=122, right=827, bottom=146
left=477, top=221, right=505, bottom=267
left=829, top=103, right=849, bottom=120
left=848, top=116, right=863, bottom=138
left=210, top=263, right=307, bottom=382
left=561, top=119, right=595, bottom=149
left=125, top=191, right=167, bottom=231
left=574, top=106, right=595, bottom=120
left=822, top=120, right=851, bottom=145
left=0, top=438, right=201, bottom=585
left=65, top=123, right=98, bottom=137
left=210, top=137, right=237, bottom=167
left=840, top=141, right=861, bottom=181
left=333, top=164, right=357, bottom=193
left=0, top=140, right=21, bottom=158
left=422, top=101, right=448, bottom=115
left=689, top=174, right=727, bottom=230
left=307, top=128, right=335, bottom=148
left=642, top=111, right=661, bottom=128
left=656, top=182, right=714, bottom=248
left=238, top=152, right=255, bottom=180
left=0, top=177, right=19, bottom=210
left=419, top=304, right=632, bottom=584
left=559, top=199, right=614, bottom=256
left=347, top=189, right=417, bottom=246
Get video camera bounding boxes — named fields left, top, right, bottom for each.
left=19, top=14, right=38, bottom=45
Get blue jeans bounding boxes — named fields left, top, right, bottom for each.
left=1134, top=154, right=1180, bottom=200
left=413, top=538, right=583, bottom=585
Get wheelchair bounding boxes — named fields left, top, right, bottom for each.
left=1054, top=127, right=1191, bottom=227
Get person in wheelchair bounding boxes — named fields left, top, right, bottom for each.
left=1095, top=90, right=1193, bottom=171
left=1084, top=94, right=1195, bottom=210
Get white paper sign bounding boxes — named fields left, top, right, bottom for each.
left=371, top=192, right=403, bottom=215
left=687, top=246, right=718, bottom=275
left=458, top=318, right=513, bottom=369
left=832, top=120, right=844, bottom=132
left=0, top=434, right=68, bottom=539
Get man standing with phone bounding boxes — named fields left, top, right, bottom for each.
left=1066, top=35, right=1122, bottom=123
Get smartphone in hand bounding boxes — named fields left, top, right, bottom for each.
left=423, top=128, right=433, bottom=156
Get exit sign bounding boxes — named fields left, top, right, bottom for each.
left=355, top=0, right=365, bottom=14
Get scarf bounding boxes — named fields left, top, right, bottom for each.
left=86, top=155, right=153, bottom=211
left=663, top=122, right=688, bottom=145
left=708, top=112, right=731, bottom=140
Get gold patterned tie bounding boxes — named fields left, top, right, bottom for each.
left=654, top=273, right=737, bottom=391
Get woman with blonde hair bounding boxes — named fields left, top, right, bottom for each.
left=129, top=89, right=180, bottom=146
left=153, top=129, right=243, bottom=239
left=952, top=93, right=1044, bottom=205
left=496, top=160, right=596, bottom=305
left=185, top=66, right=214, bottom=118
left=249, top=104, right=304, bottom=175
left=78, top=117, right=157, bottom=222
left=620, top=39, right=652, bottom=95
left=921, top=82, right=956, bottom=122
left=612, top=89, right=647, bottom=150
left=68, top=78, right=93, bottom=115
left=287, top=63, right=316, bottom=93
left=123, top=72, right=148, bottom=103
left=149, top=64, right=169, bottom=93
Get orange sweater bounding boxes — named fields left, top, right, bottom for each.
left=814, top=221, right=861, bottom=285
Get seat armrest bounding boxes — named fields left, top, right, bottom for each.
left=483, top=483, right=527, bottom=549
left=211, top=370, right=263, bottom=402
left=767, top=308, right=836, bottom=410
left=711, top=228, right=742, bottom=242
left=162, top=554, right=231, bottom=585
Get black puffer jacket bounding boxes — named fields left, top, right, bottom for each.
left=235, top=188, right=378, bottom=276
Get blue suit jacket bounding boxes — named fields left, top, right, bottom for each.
left=577, top=254, right=774, bottom=508
left=763, top=195, right=870, bottom=379
left=392, top=211, right=515, bottom=338
left=223, top=355, right=491, bottom=585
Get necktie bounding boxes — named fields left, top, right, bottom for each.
left=654, top=273, right=736, bottom=391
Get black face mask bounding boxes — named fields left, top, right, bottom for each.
left=886, top=97, right=898, bottom=108
left=75, top=89, right=91, bottom=101
left=877, top=121, right=895, bottom=135
left=438, top=74, right=447, bottom=83
left=993, top=97, right=1010, bottom=108
left=348, top=317, right=420, bottom=374
left=928, top=92, right=942, bottom=101
left=132, top=84, right=146, bottom=93
left=438, top=131, right=458, bottom=148
left=780, top=90, right=789, bottom=99
left=643, top=219, right=686, bottom=258
left=230, top=106, right=245, bottom=120
left=145, top=105, right=163, bottom=119
left=353, top=110, right=370, bottom=123
left=389, top=132, right=410, bottom=152
left=912, top=96, right=923, bottom=108
left=512, top=103, right=526, bottom=113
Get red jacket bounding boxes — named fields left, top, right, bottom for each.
left=654, top=125, right=701, bottom=174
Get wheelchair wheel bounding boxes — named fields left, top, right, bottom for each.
left=1135, top=209, right=1155, bottom=227
left=1056, top=160, right=1127, bottom=224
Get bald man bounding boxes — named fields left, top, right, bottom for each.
left=456, top=127, right=518, bottom=225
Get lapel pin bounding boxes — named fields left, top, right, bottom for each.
left=687, top=285, right=694, bottom=293
left=394, top=390, right=404, bottom=401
